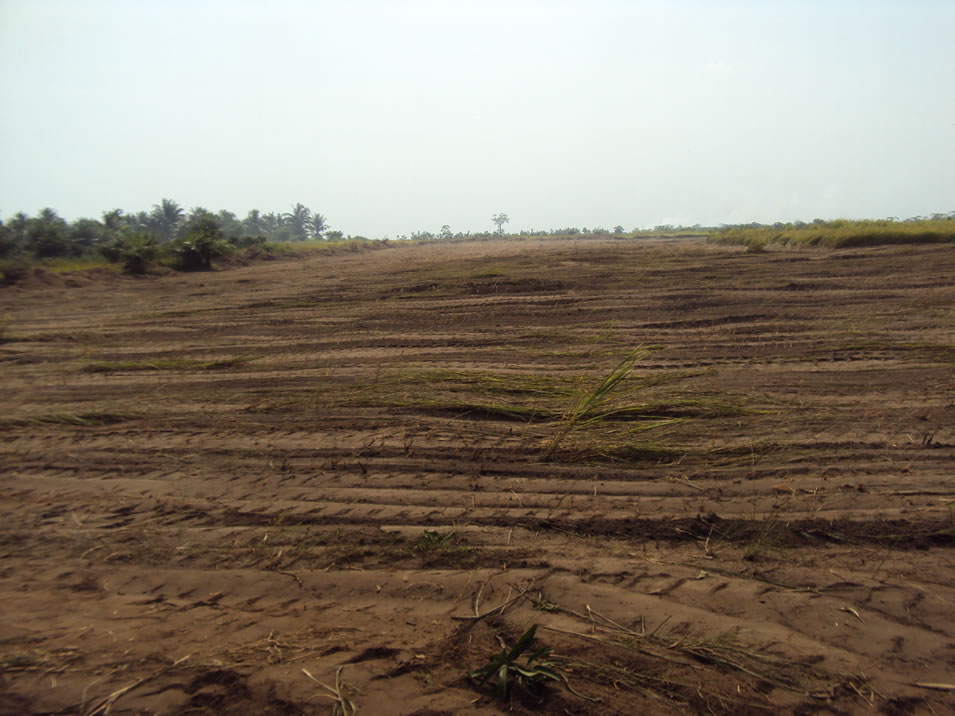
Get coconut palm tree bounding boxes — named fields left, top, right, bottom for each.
left=242, top=209, right=265, bottom=237
left=309, top=212, right=328, bottom=239
left=283, top=203, right=311, bottom=241
left=150, top=199, right=184, bottom=241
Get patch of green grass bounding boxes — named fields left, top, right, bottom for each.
left=415, top=529, right=468, bottom=552
left=83, top=355, right=255, bottom=373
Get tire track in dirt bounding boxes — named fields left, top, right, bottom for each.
left=2, top=239, right=953, bottom=714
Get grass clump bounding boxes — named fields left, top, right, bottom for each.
left=415, top=529, right=468, bottom=552
left=469, top=625, right=562, bottom=701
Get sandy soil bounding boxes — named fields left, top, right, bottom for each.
left=1, top=238, right=953, bottom=715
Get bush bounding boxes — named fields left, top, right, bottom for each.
left=0, top=259, right=30, bottom=286
left=0, top=224, right=16, bottom=258
left=228, top=234, right=267, bottom=249
left=171, top=232, right=231, bottom=270
left=99, top=233, right=159, bottom=274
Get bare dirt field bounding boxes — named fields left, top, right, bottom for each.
left=1, top=237, right=953, bottom=715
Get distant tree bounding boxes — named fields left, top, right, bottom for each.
left=284, top=203, right=311, bottom=241
left=150, top=199, right=184, bottom=241
left=125, top=211, right=152, bottom=232
left=173, top=209, right=228, bottom=270
left=613, top=225, right=625, bottom=234
left=99, top=232, right=159, bottom=274
left=69, top=218, right=107, bottom=251
left=492, top=213, right=510, bottom=234
left=242, top=209, right=266, bottom=237
left=440, top=224, right=453, bottom=239
left=179, top=207, right=218, bottom=238
left=0, top=220, right=13, bottom=258
left=217, top=209, right=242, bottom=239
left=260, top=212, right=280, bottom=237
left=102, top=209, right=125, bottom=231
left=4, top=212, right=29, bottom=254
left=309, top=212, right=328, bottom=239
left=26, top=208, right=73, bottom=258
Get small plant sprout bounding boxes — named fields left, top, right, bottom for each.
left=414, top=529, right=465, bottom=551
left=469, top=625, right=561, bottom=701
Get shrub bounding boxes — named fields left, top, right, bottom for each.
left=171, top=232, right=231, bottom=270
left=99, top=232, right=160, bottom=274
left=228, top=234, right=267, bottom=249
left=120, top=234, right=160, bottom=274
left=0, top=260, right=30, bottom=286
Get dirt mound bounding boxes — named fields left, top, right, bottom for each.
left=1, top=265, right=66, bottom=289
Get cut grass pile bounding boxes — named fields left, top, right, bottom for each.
left=711, top=216, right=955, bottom=249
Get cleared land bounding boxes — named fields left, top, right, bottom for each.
left=1, top=238, right=953, bottom=715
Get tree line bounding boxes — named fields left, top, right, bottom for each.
left=0, top=200, right=336, bottom=274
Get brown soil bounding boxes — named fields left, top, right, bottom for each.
left=1, top=238, right=953, bottom=715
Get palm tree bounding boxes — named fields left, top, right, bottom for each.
left=150, top=199, right=184, bottom=241
left=102, top=209, right=124, bottom=231
left=242, top=209, right=265, bottom=237
left=27, top=208, right=71, bottom=257
left=309, top=212, right=328, bottom=239
left=283, top=203, right=311, bottom=241
left=128, top=211, right=151, bottom=232
left=8, top=211, right=29, bottom=241
left=217, top=209, right=242, bottom=238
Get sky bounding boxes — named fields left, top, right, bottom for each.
left=1, top=0, right=953, bottom=237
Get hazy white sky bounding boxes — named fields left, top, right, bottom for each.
left=1, top=0, right=953, bottom=237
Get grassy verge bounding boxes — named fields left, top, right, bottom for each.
left=711, top=217, right=955, bottom=250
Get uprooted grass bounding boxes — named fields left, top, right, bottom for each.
left=81, top=522, right=518, bottom=572
left=83, top=355, right=256, bottom=373
left=543, top=347, right=650, bottom=459
left=257, top=360, right=744, bottom=463
left=455, top=585, right=872, bottom=712
left=540, top=348, right=750, bottom=461
left=4, top=411, right=142, bottom=427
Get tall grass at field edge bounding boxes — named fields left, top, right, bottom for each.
left=711, top=217, right=955, bottom=249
